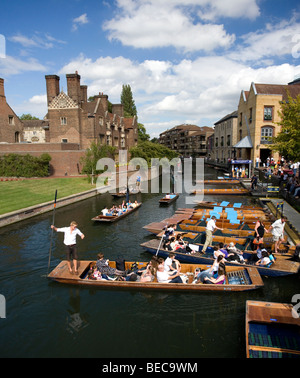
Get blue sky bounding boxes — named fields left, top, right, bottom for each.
left=1, top=0, right=300, bottom=138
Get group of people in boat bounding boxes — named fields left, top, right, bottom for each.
left=101, top=200, right=139, bottom=217
left=86, top=251, right=226, bottom=285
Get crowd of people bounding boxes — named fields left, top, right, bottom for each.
left=101, top=200, right=139, bottom=216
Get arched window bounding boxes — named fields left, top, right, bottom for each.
left=261, top=126, right=273, bottom=144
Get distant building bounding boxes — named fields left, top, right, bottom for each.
left=159, top=124, right=214, bottom=158
left=213, top=111, right=238, bottom=163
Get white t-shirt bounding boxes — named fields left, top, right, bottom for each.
left=157, top=270, right=171, bottom=283
left=56, top=227, right=83, bottom=245
left=271, top=219, right=285, bottom=237
left=206, top=219, right=216, bottom=232
left=164, top=257, right=173, bottom=272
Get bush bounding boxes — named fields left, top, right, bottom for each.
left=0, top=153, right=51, bottom=177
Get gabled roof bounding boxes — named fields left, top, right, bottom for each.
left=233, top=136, right=253, bottom=149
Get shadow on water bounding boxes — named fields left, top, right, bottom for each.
left=0, top=165, right=299, bottom=358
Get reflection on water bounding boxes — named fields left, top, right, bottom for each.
left=0, top=166, right=299, bottom=358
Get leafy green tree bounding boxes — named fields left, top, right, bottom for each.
left=80, top=142, right=117, bottom=182
left=272, top=92, right=300, bottom=161
left=138, top=123, right=150, bottom=141
left=19, top=114, right=40, bottom=120
left=129, top=141, right=179, bottom=166
left=121, top=84, right=137, bottom=117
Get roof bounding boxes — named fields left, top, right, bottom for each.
left=214, top=110, right=238, bottom=125
left=253, top=82, right=300, bottom=101
left=233, top=136, right=253, bottom=149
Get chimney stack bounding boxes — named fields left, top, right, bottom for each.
left=66, top=72, right=81, bottom=105
left=0, top=78, right=5, bottom=98
left=45, top=75, right=60, bottom=106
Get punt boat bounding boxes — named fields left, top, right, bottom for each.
left=140, top=239, right=300, bottom=277
left=91, top=203, right=141, bottom=222
left=191, top=188, right=249, bottom=195
left=159, top=194, right=179, bottom=206
left=194, top=201, right=264, bottom=210
left=246, top=301, right=300, bottom=358
left=47, top=260, right=264, bottom=292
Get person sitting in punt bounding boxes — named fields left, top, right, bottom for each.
left=203, top=263, right=226, bottom=285
left=225, top=242, right=245, bottom=264
left=164, top=252, right=181, bottom=273
left=101, top=207, right=109, bottom=216
left=156, top=264, right=183, bottom=283
left=193, top=254, right=225, bottom=284
left=255, top=249, right=274, bottom=267
left=96, top=253, right=125, bottom=276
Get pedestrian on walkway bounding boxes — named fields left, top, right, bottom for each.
left=51, top=221, right=85, bottom=274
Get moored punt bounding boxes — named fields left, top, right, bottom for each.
left=47, top=260, right=264, bottom=292
left=194, top=201, right=265, bottom=210
left=92, top=203, right=142, bottom=222
left=196, top=179, right=241, bottom=184
left=140, top=239, right=300, bottom=277
left=246, top=301, right=300, bottom=358
left=159, top=193, right=179, bottom=206
left=191, top=188, right=249, bottom=195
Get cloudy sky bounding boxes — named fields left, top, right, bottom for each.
left=1, top=0, right=300, bottom=138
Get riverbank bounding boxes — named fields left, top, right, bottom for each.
left=0, top=167, right=158, bottom=228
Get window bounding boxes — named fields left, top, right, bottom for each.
left=60, top=117, right=67, bottom=125
left=264, top=107, right=273, bottom=121
left=62, top=138, right=68, bottom=143
left=261, top=127, right=273, bottom=144
left=8, top=115, right=14, bottom=125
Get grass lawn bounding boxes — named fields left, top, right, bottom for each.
left=0, top=177, right=96, bottom=215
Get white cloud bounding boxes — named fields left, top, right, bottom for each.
left=103, top=1, right=236, bottom=52
left=232, top=16, right=300, bottom=62
left=72, top=13, right=89, bottom=31
left=0, top=55, right=47, bottom=76
left=59, top=53, right=300, bottom=137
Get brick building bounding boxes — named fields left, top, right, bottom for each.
left=236, top=79, right=300, bottom=164
left=159, top=124, right=213, bottom=158
left=0, top=72, right=138, bottom=176
left=213, top=111, right=238, bottom=163
left=0, top=78, right=24, bottom=143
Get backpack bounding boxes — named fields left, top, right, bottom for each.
left=116, top=257, right=125, bottom=271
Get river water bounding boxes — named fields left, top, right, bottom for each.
left=0, top=166, right=299, bottom=359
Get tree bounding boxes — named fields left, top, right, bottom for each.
left=19, top=114, right=39, bottom=120
left=272, top=92, right=300, bottom=161
left=138, top=123, right=150, bottom=141
left=80, top=142, right=117, bottom=182
left=129, top=141, right=179, bottom=167
left=121, top=84, right=137, bottom=117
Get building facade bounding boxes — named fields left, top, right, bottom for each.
left=159, top=124, right=214, bottom=158
left=0, top=78, right=24, bottom=143
left=0, top=73, right=139, bottom=176
left=236, top=79, right=300, bottom=165
left=213, top=111, right=238, bottom=163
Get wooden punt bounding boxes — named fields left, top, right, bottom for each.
left=159, top=194, right=179, bottom=206
left=91, top=203, right=142, bottom=222
left=246, top=301, right=300, bottom=358
left=191, top=188, right=249, bottom=195
left=47, top=260, right=264, bottom=292
left=111, top=189, right=139, bottom=198
left=140, top=239, right=300, bottom=277
left=194, top=201, right=265, bottom=210
left=195, top=179, right=241, bottom=184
